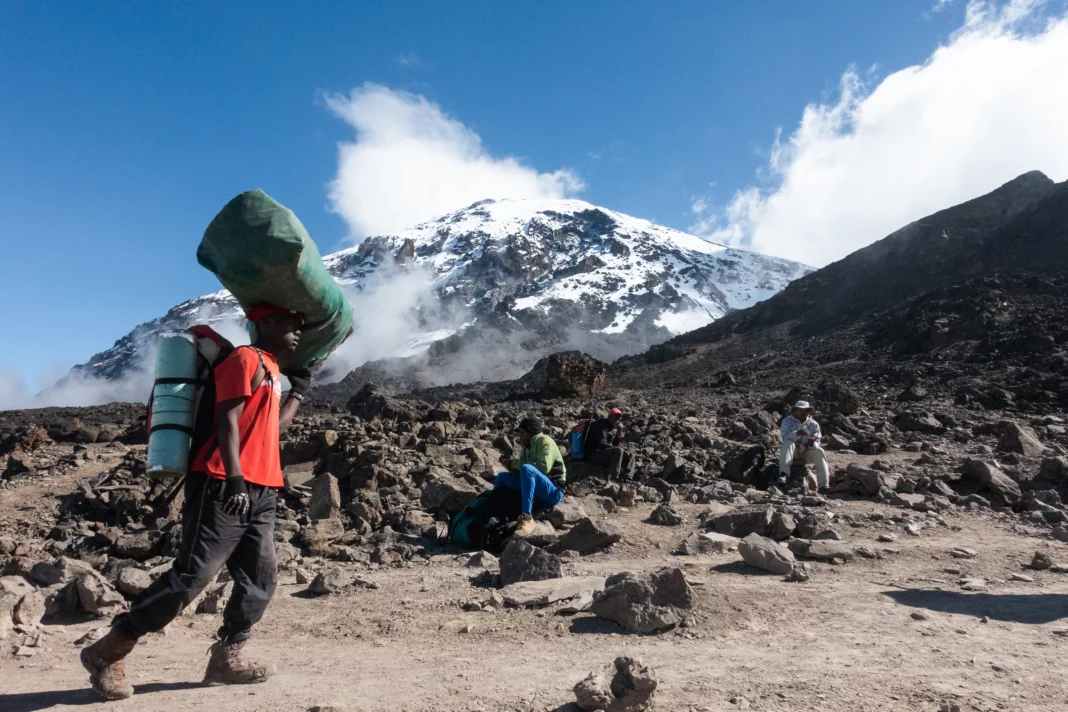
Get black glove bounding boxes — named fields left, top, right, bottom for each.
left=222, top=477, right=250, bottom=521
left=283, top=368, right=312, bottom=397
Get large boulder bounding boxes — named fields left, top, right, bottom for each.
left=74, top=573, right=126, bottom=617
left=29, top=556, right=97, bottom=587
left=500, top=539, right=563, bottom=586
left=590, top=568, right=694, bottom=634
left=115, top=567, right=154, bottom=597
left=710, top=505, right=773, bottom=538
left=556, top=518, right=622, bottom=554
left=419, top=469, right=489, bottom=515
left=308, top=473, right=342, bottom=521
left=347, top=384, right=423, bottom=422
left=500, top=576, right=605, bottom=608
left=546, top=499, right=588, bottom=529
left=113, top=531, right=163, bottom=561
left=543, top=351, right=607, bottom=399
left=738, top=533, right=795, bottom=574
left=893, top=411, right=944, bottom=433
left=965, top=459, right=1022, bottom=505
left=997, top=421, right=1045, bottom=457
left=574, top=656, right=658, bottom=712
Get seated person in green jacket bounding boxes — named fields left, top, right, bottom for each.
left=495, top=416, right=566, bottom=537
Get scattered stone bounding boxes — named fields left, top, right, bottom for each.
left=308, top=567, right=351, bottom=596
left=788, top=539, right=854, bottom=562
left=1030, top=551, right=1052, bottom=570
left=911, top=611, right=930, bottom=621
left=557, top=591, right=596, bottom=615
left=115, top=567, right=153, bottom=597
left=647, top=504, right=683, bottom=526
left=573, top=656, right=658, bottom=712
left=738, top=533, right=795, bottom=575
left=466, top=551, right=498, bottom=568
left=905, top=523, right=923, bottom=537
left=196, top=582, right=233, bottom=614
left=783, top=569, right=810, bottom=583
left=674, top=531, right=740, bottom=556
left=1009, top=573, right=1035, bottom=582
left=878, top=533, right=898, bottom=543
left=960, top=578, right=987, bottom=591
left=295, top=568, right=312, bottom=585
left=499, top=576, right=605, bottom=608
left=556, top=517, right=622, bottom=555
left=590, top=568, right=694, bottom=634
left=500, top=539, right=563, bottom=586
left=74, top=573, right=126, bottom=616
left=950, top=548, right=977, bottom=559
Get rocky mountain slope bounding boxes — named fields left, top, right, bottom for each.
left=71, top=199, right=810, bottom=387
left=614, top=171, right=1068, bottom=406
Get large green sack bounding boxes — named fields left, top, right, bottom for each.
left=197, top=189, right=354, bottom=372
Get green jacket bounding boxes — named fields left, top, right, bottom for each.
left=511, top=433, right=567, bottom=483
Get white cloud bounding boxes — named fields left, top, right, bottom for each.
left=325, top=84, right=585, bottom=239
left=693, top=0, right=1068, bottom=266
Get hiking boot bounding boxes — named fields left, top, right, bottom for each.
left=776, top=474, right=789, bottom=487
left=513, top=514, right=537, bottom=538
left=203, top=639, right=274, bottom=685
left=81, top=627, right=138, bottom=700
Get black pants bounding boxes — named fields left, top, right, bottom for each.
left=590, top=447, right=633, bottom=479
left=114, top=472, right=278, bottom=643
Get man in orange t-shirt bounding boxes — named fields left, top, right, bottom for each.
left=83, top=304, right=309, bottom=700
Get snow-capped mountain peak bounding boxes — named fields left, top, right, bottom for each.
left=73, top=198, right=811, bottom=388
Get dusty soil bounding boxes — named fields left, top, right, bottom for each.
left=2, top=449, right=1068, bottom=712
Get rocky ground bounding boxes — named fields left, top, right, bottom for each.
left=3, top=343, right=1068, bottom=711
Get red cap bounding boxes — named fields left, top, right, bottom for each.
left=245, top=303, right=305, bottom=324
left=609, top=408, right=624, bottom=417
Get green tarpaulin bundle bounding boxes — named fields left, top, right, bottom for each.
left=197, top=189, right=353, bottom=372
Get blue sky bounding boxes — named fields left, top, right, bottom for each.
left=3, top=0, right=1067, bottom=396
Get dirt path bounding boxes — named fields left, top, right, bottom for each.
left=3, top=456, right=1068, bottom=711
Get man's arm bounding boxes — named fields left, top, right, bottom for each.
left=279, top=395, right=300, bottom=431
left=781, top=417, right=797, bottom=443
left=527, top=436, right=554, bottom=475
left=279, top=369, right=311, bottom=432
left=809, top=421, right=822, bottom=443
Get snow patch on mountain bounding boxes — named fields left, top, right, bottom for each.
left=70, top=198, right=811, bottom=396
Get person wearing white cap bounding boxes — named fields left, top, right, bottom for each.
left=777, top=401, right=831, bottom=491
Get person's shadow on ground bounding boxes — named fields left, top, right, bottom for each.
left=0, top=681, right=201, bottom=712
left=883, top=589, right=1068, bottom=625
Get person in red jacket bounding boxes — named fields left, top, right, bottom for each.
left=82, top=304, right=310, bottom=700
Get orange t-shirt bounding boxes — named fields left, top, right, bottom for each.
left=190, top=347, right=283, bottom=488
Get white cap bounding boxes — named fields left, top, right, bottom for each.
left=793, top=400, right=813, bottom=410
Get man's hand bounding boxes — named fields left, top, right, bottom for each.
left=222, top=477, right=250, bottom=521
left=283, top=368, right=312, bottom=398
left=797, top=428, right=809, bottom=437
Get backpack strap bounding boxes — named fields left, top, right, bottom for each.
left=240, top=346, right=271, bottom=393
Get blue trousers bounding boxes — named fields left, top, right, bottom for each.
left=494, top=464, right=564, bottom=515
